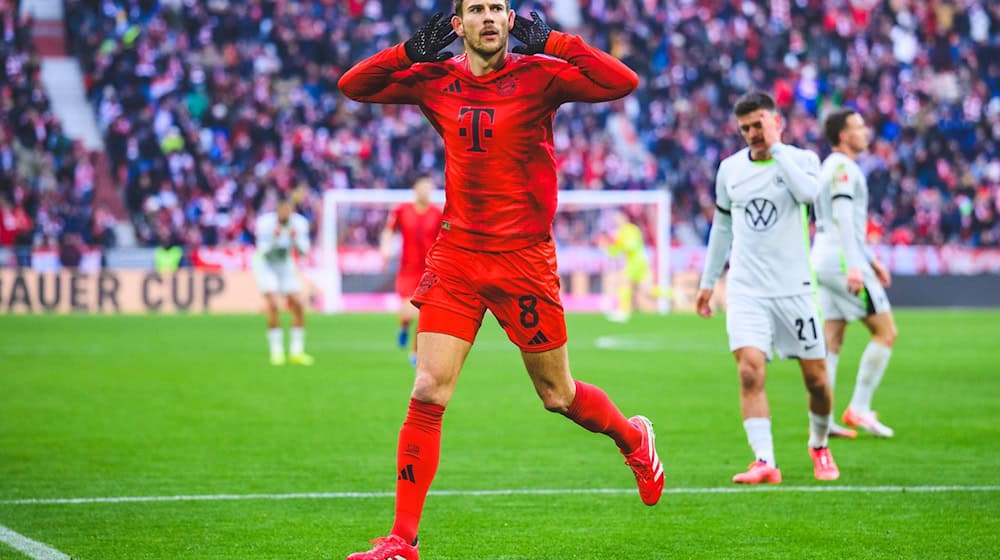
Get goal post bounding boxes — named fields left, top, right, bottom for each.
left=319, top=188, right=671, bottom=314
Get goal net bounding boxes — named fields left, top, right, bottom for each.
left=318, top=189, right=671, bottom=314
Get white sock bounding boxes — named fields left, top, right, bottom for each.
left=850, top=341, right=892, bottom=414
left=268, top=328, right=284, bottom=356
left=826, top=352, right=839, bottom=392
left=808, top=411, right=831, bottom=448
left=290, top=327, right=305, bottom=355
left=743, top=417, right=775, bottom=466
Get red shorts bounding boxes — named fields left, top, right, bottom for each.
left=396, top=271, right=423, bottom=299
left=411, top=238, right=567, bottom=352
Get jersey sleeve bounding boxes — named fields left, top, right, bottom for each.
left=338, top=44, right=422, bottom=105
left=700, top=167, right=733, bottom=290
left=292, top=215, right=311, bottom=255
left=714, top=164, right=732, bottom=213
left=386, top=206, right=402, bottom=234
left=255, top=216, right=274, bottom=255
left=830, top=161, right=854, bottom=199
left=771, top=144, right=820, bottom=204
left=543, top=31, right=639, bottom=104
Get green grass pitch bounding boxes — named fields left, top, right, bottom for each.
left=1, top=310, right=998, bottom=559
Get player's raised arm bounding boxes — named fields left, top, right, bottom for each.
left=255, top=214, right=275, bottom=255
left=512, top=11, right=638, bottom=103
left=338, top=12, right=457, bottom=104
left=292, top=214, right=311, bottom=256
left=771, top=144, right=821, bottom=204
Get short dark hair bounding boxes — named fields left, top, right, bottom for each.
left=823, top=108, right=858, bottom=147
left=454, top=0, right=509, bottom=16
left=733, top=91, right=777, bottom=116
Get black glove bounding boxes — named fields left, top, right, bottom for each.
left=404, top=12, right=457, bottom=63
left=511, top=11, right=552, bottom=55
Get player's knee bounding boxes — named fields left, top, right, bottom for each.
left=803, top=370, right=829, bottom=396
left=826, top=334, right=844, bottom=354
left=411, top=369, right=453, bottom=406
left=875, top=324, right=897, bottom=348
left=737, top=365, right=765, bottom=394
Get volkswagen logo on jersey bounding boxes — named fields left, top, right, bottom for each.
left=745, top=198, right=778, bottom=231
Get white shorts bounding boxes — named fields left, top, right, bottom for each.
left=252, top=257, right=302, bottom=295
left=816, top=269, right=891, bottom=322
left=726, top=293, right=826, bottom=360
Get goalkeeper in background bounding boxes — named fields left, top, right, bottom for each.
left=252, top=193, right=314, bottom=366
left=604, top=210, right=654, bottom=322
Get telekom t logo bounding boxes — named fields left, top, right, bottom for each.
left=458, top=107, right=495, bottom=153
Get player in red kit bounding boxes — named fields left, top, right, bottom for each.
left=380, top=176, right=442, bottom=365
left=339, top=3, right=664, bottom=558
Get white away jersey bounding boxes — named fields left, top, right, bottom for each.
left=715, top=146, right=820, bottom=297
left=254, top=212, right=311, bottom=264
left=811, top=152, right=871, bottom=273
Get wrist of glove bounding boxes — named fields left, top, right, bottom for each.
left=404, top=12, right=457, bottom=63
left=511, top=11, right=552, bottom=55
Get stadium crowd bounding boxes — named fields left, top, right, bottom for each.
left=1, top=0, right=116, bottom=267
left=3, top=0, right=998, bottom=258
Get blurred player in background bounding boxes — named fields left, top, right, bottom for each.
left=697, top=91, right=839, bottom=484
left=380, top=176, right=443, bottom=366
left=339, top=3, right=663, bottom=559
left=604, top=209, right=654, bottom=322
left=812, top=108, right=897, bottom=438
left=252, top=194, right=314, bottom=366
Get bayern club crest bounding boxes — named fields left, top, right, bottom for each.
left=495, top=75, right=519, bottom=96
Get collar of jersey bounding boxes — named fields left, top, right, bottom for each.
left=454, top=51, right=516, bottom=81
left=747, top=150, right=775, bottom=165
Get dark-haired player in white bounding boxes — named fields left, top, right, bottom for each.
left=697, top=91, right=839, bottom=484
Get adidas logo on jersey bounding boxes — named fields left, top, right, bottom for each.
left=442, top=80, right=462, bottom=93
left=526, top=330, right=549, bottom=346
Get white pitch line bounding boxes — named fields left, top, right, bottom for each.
left=0, top=524, right=71, bottom=560
left=2, top=485, right=998, bottom=506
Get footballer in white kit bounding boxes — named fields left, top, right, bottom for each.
left=812, top=108, right=897, bottom=438
left=697, top=92, right=839, bottom=484
left=253, top=195, right=314, bottom=366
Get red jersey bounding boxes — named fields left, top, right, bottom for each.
left=387, top=201, right=442, bottom=274
left=339, top=32, right=637, bottom=251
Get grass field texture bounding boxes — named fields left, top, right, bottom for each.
left=1, top=310, right=998, bottom=559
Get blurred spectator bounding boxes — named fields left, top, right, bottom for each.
left=0, top=196, right=33, bottom=248
left=154, top=227, right=183, bottom=273
left=58, top=232, right=84, bottom=269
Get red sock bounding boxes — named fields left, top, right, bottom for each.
left=562, top=380, right=641, bottom=454
left=390, top=398, right=444, bottom=544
